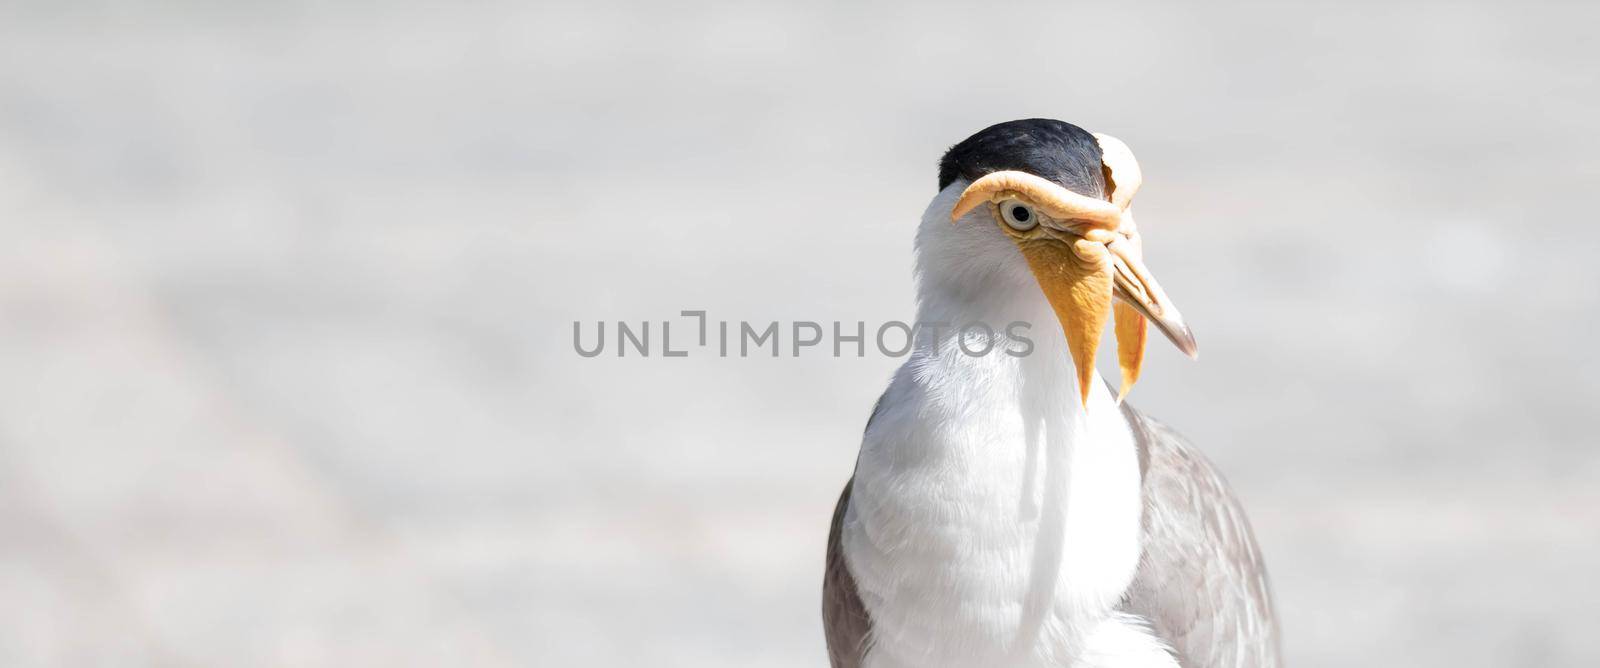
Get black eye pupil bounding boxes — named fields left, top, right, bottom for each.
left=1011, top=206, right=1030, bottom=222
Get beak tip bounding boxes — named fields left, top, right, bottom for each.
left=1146, top=316, right=1199, bottom=361
left=1170, top=322, right=1199, bottom=360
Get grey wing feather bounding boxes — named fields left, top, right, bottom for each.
left=822, top=479, right=871, bottom=668
left=1120, top=403, right=1282, bottom=668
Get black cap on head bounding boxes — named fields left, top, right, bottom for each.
left=938, top=119, right=1108, bottom=200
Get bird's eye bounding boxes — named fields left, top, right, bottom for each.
left=999, top=201, right=1038, bottom=231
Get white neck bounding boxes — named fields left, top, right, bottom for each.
left=839, top=184, right=1156, bottom=668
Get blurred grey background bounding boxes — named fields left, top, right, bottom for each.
left=2, top=0, right=1598, bottom=666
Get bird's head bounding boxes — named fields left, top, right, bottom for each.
left=920, top=119, right=1197, bottom=405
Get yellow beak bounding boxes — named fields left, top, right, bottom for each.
left=1015, top=226, right=1195, bottom=406
left=1104, top=221, right=1198, bottom=394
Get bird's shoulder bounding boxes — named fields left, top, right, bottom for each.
left=822, top=478, right=869, bottom=668
left=1119, top=402, right=1282, bottom=668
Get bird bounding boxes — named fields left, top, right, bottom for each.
left=823, top=119, right=1279, bottom=668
